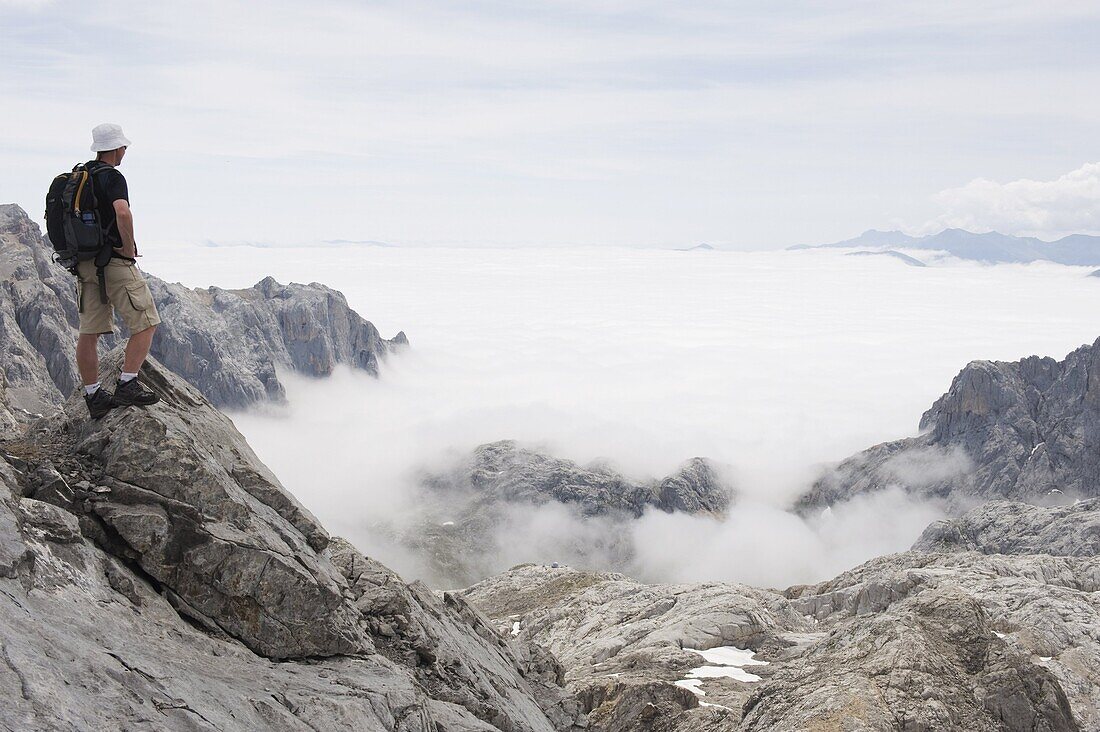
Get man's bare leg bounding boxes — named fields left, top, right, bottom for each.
left=123, top=325, right=156, bottom=373
left=76, top=333, right=100, bottom=386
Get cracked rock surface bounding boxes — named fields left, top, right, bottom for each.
left=0, top=357, right=582, bottom=731
left=466, top=530, right=1100, bottom=731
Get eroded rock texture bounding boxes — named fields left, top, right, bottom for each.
left=466, top=536, right=1099, bottom=731
left=0, top=357, right=582, bottom=731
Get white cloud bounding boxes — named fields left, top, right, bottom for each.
left=147, top=245, right=1100, bottom=588
left=921, top=162, right=1100, bottom=238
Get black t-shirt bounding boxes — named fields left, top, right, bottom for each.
left=87, top=161, right=130, bottom=258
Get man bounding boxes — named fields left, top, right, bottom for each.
left=77, top=123, right=161, bottom=419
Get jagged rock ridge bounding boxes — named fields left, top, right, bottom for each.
left=391, top=440, right=733, bottom=587
left=0, top=203, right=406, bottom=412
left=800, top=336, right=1100, bottom=510
left=0, top=355, right=582, bottom=730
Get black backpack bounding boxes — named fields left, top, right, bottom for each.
left=45, top=162, right=116, bottom=304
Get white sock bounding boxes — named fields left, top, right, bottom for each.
left=120, top=372, right=138, bottom=383
left=84, top=382, right=100, bottom=396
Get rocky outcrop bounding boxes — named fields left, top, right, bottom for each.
left=800, top=337, right=1100, bottom=511
left=423, top=441, right=731, bottom=519
left=777, top=551, right=1098, bottom=731
left=914, top=498, right=1100, bottom=557
left=145, top=274, right=407, bottom=407
left=396, top=441, right=733, bottom=587
left=464, top=564, right=816, bottom=731
left=465, top=548, right=1099, bottom=731
left=0, top=355, right=582, bottom=731
left=0, top=203, right=405, bottom=414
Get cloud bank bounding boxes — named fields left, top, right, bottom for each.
left=148, top=245, right=1100, bottom=589
left=922, top=162, right=1100, bottom=238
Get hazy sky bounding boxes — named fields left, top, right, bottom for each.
left=3, top=0, right=1099, bottom=248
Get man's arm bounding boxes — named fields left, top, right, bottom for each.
left=113, top=199, right=138, bottom=258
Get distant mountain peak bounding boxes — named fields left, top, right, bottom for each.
left=801, top=227, right=1100, bottom=265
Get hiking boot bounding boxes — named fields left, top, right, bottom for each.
left=113, top=378, right=160, bottom=407
left=84, top=388, right=115, bottom=419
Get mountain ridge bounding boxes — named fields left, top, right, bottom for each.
left=795, top=228, right=1100, bottom=265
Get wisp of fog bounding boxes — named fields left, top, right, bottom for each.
left=151, top=245, right=1100, bottom=588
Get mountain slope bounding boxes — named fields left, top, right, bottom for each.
left=0, top=356, right=582, bottom=731
left=798, top=337, right=1100, bottom=510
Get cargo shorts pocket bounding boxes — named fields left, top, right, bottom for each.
left=124, top=280, right=154, bottom=312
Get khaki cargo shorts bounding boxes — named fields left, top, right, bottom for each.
left=76, top=259, right=162, bottom=335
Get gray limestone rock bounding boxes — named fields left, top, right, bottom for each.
left=464, top=564, right=812, bottom=730
left=780, top=551, right=1099, bottom=731
left=743, top=585, right=1079, bottom=731
left=0, top=202, right=406, bottom=414
left=465, top=546, right=1100, bottom=730
left=0, top=204, right=79, bottom=417
left=799, top=337, right=1100, bottom=511
left=0, top=356, right=582, bottom=731
left=144, top=274, right=407, bottom=408
left=913, top=498, right=1100, bottom=557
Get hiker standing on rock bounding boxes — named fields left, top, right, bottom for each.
left=57, top=124, right=161, bottom=419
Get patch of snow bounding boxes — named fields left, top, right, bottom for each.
left=441, top=521, right=455, bottom=527
left=675, top=679, right=706, bottom=696
left=686, top=665, right=762, bottom=683
left=1040, top=656, right=1053, bottom=662
left=993, top=631, right=1006, bottom=639
left=511, top=621, right=521, bottom=636
left=690, top=646, right=769, bottom=668
left=1030, top=442, right=1045, bottom=457
left=676, top=646, right=770, bottom=687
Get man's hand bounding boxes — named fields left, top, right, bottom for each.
left=113, top=199, right=139, bottom=258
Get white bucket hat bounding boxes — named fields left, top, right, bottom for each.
left=90, top=123, right=132, bottom=152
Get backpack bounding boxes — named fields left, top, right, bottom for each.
left=45, top=161, right=117, bottom=304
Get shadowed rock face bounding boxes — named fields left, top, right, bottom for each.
left=799, top=337, right=1100, bottom=511
left=0, top=204, right=80, bottom=416
left=0, top=203, right=405, bottom=413
left=0, top=356, right=583, bottom=731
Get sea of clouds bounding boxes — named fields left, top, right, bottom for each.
left=150, top=245, right=1100, bottom=589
